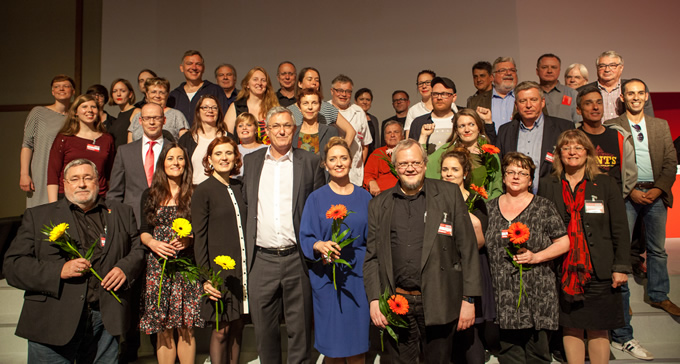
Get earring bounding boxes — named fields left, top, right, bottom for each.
left=209, top=164, right=214, bottom=170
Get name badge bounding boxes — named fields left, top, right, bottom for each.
left=585, top=200, right=605, bottom=214
left=438, top=223, right=452, bottom=236
left=501, top=230, right=509, bottom=239
left=562, top=95, right=572, bottom=106
left=87, top=144, right=101, bottom=152
left=545, top=152, right=554, bottom=163
left=100, top=234, right=106, bottom=247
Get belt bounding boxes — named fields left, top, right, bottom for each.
left=256, top=245, right=298, bottom=257
left=635, top=182, right=655, bottom=189
left=396, top=287, right=422, bottom=296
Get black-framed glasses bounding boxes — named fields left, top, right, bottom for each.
left=392, top=98, right=408, bottom=103
left=631, top=124, right=644, bottom=142
left=200, top=106, right=219, bottom=111
left=494, top=68, right=517, bottom=74
left=331, top=88, right=352, bottom=95
left=416, top=80, right=432, bottom=87
left=431, top=92, right=454, bottom=99
left=596, top=63, right=621, bottom=70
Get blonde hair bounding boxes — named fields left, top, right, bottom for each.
left=236, top=67, right=280, bottom=120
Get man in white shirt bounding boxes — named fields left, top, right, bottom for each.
left=329, top=74, right=373, bottom=185
left=405, top=70, right=460, bottom=137
left=407, top=77, right=458, bottom=154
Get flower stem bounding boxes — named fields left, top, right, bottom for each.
left=158, top=257, right=167, bottom=308
left=517, top=264, right=523, bottom=309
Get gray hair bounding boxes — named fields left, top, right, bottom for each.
left=564, top=63, right=589, bottom=81
left=383, top=120, right=403, bottom=130
left=391, top=139, right=428, bottom=166
left=63, top=158, right=99, bottom=179
left=265, top=106, right=294, bottom=126
left=514, top=81, right=544, bottom=99
left=214, top=63, right=237, bottom=80
left=492, top=57, right=517, bottom=72
left=596, top=50, right=624, bottom=66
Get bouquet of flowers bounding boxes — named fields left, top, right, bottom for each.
left=202, top=255, right=236, bottom=331
left=466, top=183, right=489, bottom=212
left=157, top=218, right=201, bottom=307
left=377, top=150, right=397, bottom=177
left=41, top=222, right=121, bottom=303
left=325, top=204, right=358, bottom=290
left=504, top=221, right=532, bottom=308
left=378, top=287, right=409, bottom=351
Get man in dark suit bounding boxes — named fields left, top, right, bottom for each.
left=363, top=139, right=481, bottom=363
left=108, top=102, right=171, bottom=228
left=606, top=79, right=678, bottom=360
left=497, top=81, right=574, bottom=193
left=242, top=106, right=325, bottom=363
left=3, top=158, right=145, bottom=363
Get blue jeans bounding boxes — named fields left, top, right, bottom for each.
left=27, top=308, right=118, bottom=364
left=611, top=195, right=669, bottom=344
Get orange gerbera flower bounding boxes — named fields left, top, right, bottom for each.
left=481, top=144, right=500, bottom=154
left=326, top=204, right=348, bottom=220
left=469, top=184, right=489, bottom=199
left=508, top=222, right=530, bottom=245
left=388, top=294, right=409, bottom=315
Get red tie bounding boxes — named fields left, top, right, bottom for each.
left=144, top=141, right=156, bottom=186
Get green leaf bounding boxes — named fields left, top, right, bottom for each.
left=338, top=236, right=358, bottom=249
left=333, top=259, right=353, bottom=269
left=332, top=264, right=337, bottom=291
left=336, top=228, right=350, bottom=242
left=84, top=241, right=97, bottom=260
left=385, top=325, right=398, bottom=342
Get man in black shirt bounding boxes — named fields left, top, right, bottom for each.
left=4, top=159, right=144, bottom=363
left=381, top=90, right=410, bottom=146
left=364, top=139, right=481, bottom=363
left=275, top=61, right=297, bottom=107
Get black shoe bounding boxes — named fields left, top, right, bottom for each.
left=632, top=262, right=647, bottom=278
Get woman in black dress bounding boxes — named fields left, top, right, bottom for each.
left=107, top=78, right=136, bottom=149
left=192, top=136, right=247, bottom=364
left=538, top=130, right=630, bottom=364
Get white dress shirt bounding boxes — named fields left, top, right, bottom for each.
left=255, top=147, right=296, bottom=248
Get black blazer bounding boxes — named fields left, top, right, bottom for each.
left=497, top=114, right=574, bottom=181
left=363, top=179, right=482, bottom=326
left=241, top=147, right=325, bottom=273
left=3, top=199, right=145, bottom=346
left=537, top=174, right=632, bottom=279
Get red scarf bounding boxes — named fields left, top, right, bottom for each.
left=561, top=179, right=594, bottom=302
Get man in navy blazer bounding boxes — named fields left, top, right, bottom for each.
left=242, top=106, right=325, bottom=363
left=4, top=159, right=145, bottom=363
left=497, top=81, right=574, bottom=193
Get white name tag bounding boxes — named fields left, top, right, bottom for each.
left=87, top=144, right=101, bottom=152
left=585, top=200, right=605, bottom=214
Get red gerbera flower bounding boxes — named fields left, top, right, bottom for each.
left=469, top=184, right=489, bottom=200
left=481, top=144, right=500, bottom=154
left=326, top=204, right=348, bottom=220
left=388, top=294, right=409, bottom=315
left=508, top=222, right=530, bottom=245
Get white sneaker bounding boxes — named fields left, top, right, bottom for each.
left=611, top=339, right=654, bottom=360
left=203, top=358, right=211, bottom=364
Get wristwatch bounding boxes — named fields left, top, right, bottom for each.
left=462, top=296, right=475, bottom=304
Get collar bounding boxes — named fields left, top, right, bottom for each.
left=265, top=145, right=293, bottom=161
left=68, top=196, right=107, bottom=213
left=492, top=87, right=514, bottom=99
left=597, top=80, right=621, bottom=92
left=393, top=180, right=426, bottom=199
left=142, top=134, right=164, bottom=145
left=519, top=113, right=544, bottom=130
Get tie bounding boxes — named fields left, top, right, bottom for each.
left=144, top=141, right=156, bottom=186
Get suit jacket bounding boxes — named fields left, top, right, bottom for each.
left=497, top=114, right=574, bottom=181
left=537, top=174, right=632, bottom=279
left=579, top=79, right=654, bottom=117
left=363, top=179, right=482, bottom=326
left=107, top=138, right=172, bottom=227
left=604, top=114, right=677, bottom=207
left=241, top=147, right=325, bottom=272
left=3, top=199, right=145, bottom=346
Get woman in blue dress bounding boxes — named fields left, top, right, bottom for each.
left=300, top=136, right=372, bottom=363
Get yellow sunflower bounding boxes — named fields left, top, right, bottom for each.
left=49, top=223, right=69, bottom=242
left=171, top=218, right=192, bottom=238
left=214, top=255, right=236, bottom=270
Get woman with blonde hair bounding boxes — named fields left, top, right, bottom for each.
left=224, top=67, right=279, bottom=144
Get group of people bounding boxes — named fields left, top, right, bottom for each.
left=4, top=48, right=678, bottom=364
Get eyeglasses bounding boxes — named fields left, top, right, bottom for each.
left=596, top=63, right=621, bottom=70
left=140, top=116, right=163, bottom=122
left=431, top=92, right=454, bottom=99
left=504, top=170, right=530, bottom=178
left=267, top=123, right=295, bottom=132
left=392, top=98, right=408, bottom=103
left=200, top=106, right=219, bottom=111
left=631, top=124, right=644, bottom=142
left=416, top=80, right=432, bottom=87
left=65, top=175, right=96, bottom=185
left=494, top=68, right=517, bottom=74
left=332, top=88, right=352, bottom=95
left=560, top=145, right=585, bottom=152
left=396, top=161, right=424, bottom=170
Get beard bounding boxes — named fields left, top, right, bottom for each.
left=400, top=174, right=425, bottom=192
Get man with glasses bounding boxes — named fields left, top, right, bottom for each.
left=405, top=70, right=461, bottom=138
left=242, top=106, right=325, bottom=363
left=407, top=77, right=459, bottom=154
left=578, top=51, right=654, bottom=120
left=167, top=50, right=229, bottom=125
left=275, top=61, right=297, bottom=107
left=4, top=158, right=145, bottom=363
left=381, top=90, right=410, bottom=146
left=605, top=79, right=678, bottom=360
left=468, top=57, right=519, bottom=133
left=536, top=54, right=580, bottom=123
left=364, top=138, right=481, bottom=363
left=329, top=74, right=373, bottom=185
left=497, top=81, right=573, bottom=193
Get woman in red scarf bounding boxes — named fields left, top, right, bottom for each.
left=538, top=129, right=631, bottom=364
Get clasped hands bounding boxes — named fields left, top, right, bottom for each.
left=313, top=240, right=341, bottom=264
